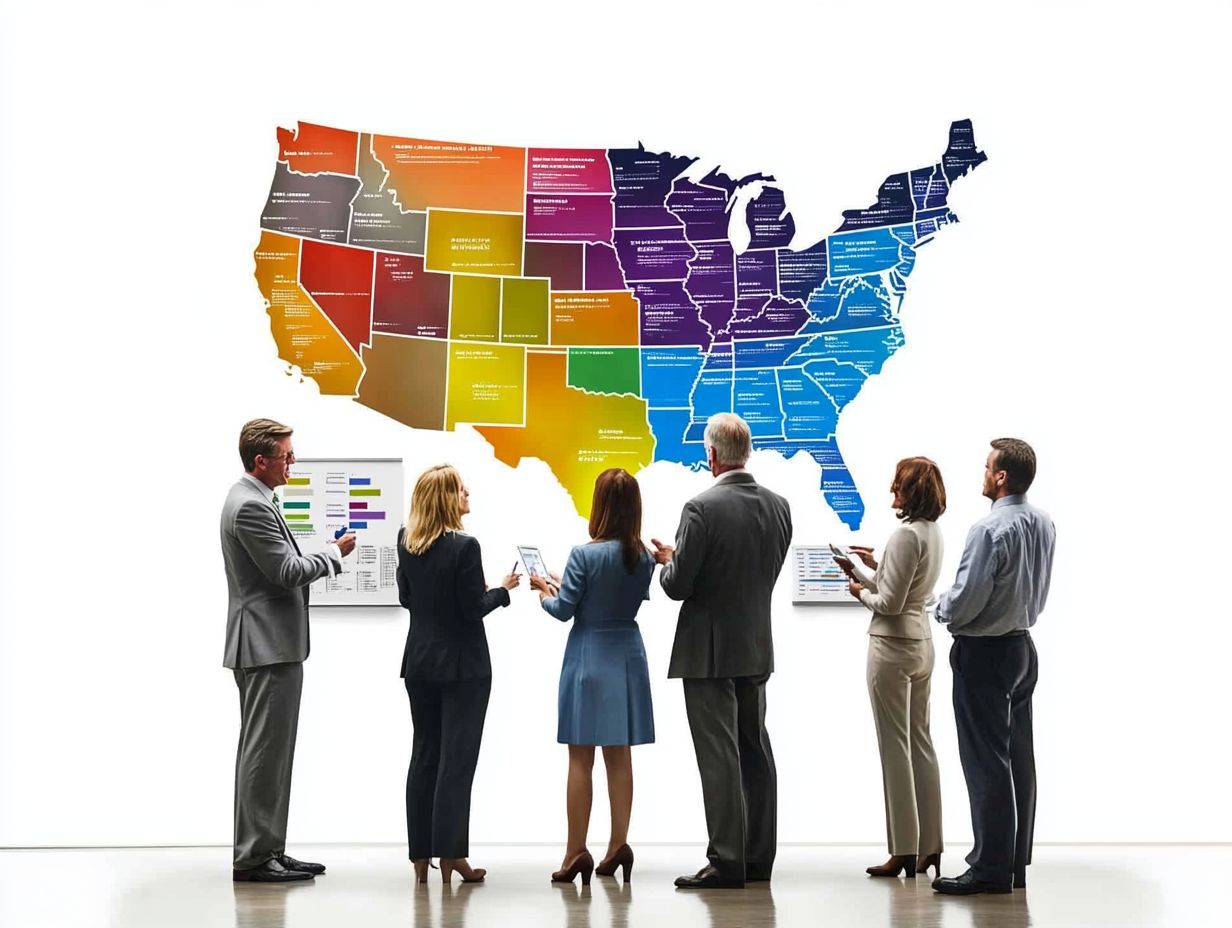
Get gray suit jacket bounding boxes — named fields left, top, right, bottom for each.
left=661, top=472, right=793, bottom=679
left=220, top=477, right=335, bottom=669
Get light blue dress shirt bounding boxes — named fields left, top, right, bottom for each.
left=935, top=495, right=1055, bottom=637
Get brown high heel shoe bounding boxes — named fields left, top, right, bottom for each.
left=411, top=858, right=438, bottom=884
left=919, top=854, right=942, bottom=880
left=440, top=858, right=486, bottom=883
left=595, top=844, right=634, bottom=881
left=552, top=849, right=595, bottom=885
left=866, top=854, right=917, bottom=878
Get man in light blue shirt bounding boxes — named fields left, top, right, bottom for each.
left=932, top=439, right=1055, bottom=896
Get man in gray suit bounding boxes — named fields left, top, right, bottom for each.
left=652, top=413, right=793, bottom=889
left=221, top=419, right=356, bottom=882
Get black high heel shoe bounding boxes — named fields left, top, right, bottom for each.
left=551, top=850, right=595, bottom=885
left=595, top=844, right=634, bottom=881
left=919, top=853, right=942, bottom=880
left=866, top=854, right=917, bottom=878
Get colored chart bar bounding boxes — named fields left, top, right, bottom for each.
left=290, top=524, right=314, bottom=532
left=353, top=511, right=386, bottom=520
left=283, top=501, right=311, bottom=510
left=284, top=488, right=314, bottom=497
left=350, top=477, right=372, bottom=485
left=284, top=513, right=311, bottom=521
left=288, top=478, right=311, bottom=486
left=350, top=489, right=381, bottom=496
left=349, top=501, right=368, bottom=510
left=350, top=521, right=369, bottom=529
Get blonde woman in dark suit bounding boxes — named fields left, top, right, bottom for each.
left=837, top=457, right=946, bottom=880
left=396, top=464, right=520, bottom=884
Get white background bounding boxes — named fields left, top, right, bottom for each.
left=1, top=0, right=1229, bottom=848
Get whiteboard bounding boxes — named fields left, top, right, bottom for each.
left=283, top=458, right=404, bottom=607
left=791, top=545, right=862, bottom=606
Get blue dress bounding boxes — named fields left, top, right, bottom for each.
left=540, top=541, right=656, bottom=746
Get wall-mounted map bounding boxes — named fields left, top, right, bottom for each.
left=255, top=120, right=986, bottom=529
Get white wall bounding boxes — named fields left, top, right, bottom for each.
left=1, top=0, right=1229, bottom=846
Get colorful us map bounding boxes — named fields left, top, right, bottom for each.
left=255, top=120, right=986, bottom=529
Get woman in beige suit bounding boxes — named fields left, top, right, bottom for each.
left=838, top=457, right=946, bottom=880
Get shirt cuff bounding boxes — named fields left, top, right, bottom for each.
left=325, top=542, right=343, bottom=576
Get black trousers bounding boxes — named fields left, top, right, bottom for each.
left=682, top=674, right=777, bottom=880
left=405, top=676, right=491, bottom=859
left=950, top=633, right=1038, bottom=885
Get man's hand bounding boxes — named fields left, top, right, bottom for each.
left=651, top=538, right=674, bottom=565
left=848, top=578, right=864, bottom=599
left=834, top=555, right=855, bottom=577
left=500, top=570, right=522, bottom=591
left=336, top=533, right=357, bottom=557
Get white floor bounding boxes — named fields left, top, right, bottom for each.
left=0, top=844, right=1227, bottom=928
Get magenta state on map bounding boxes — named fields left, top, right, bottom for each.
left=526, top=194, right=614, bottom=243
left=527, top=149, right=614, bottom=194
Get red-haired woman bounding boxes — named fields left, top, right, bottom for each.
left=838, top=456, right=947, bottom=882
left=529, top=468, right=656, bottom=885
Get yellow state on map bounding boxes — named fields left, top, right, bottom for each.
left=475, top=352, right=656, bottom=517
left=425, top=210, right=524, bottom=276
left=253, top=231, right=363, bottom=395
left=445, top=342, right=525, bottom=428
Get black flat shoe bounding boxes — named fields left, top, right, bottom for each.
left=932, top=868, right=1012, bottom=895
left=675, top=865, right=744, bottom=889
left=233, top=858, right=314, bottom=882
left=277, top=854, right=325, bottom=875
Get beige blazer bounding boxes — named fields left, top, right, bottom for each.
left=858, top=520, right=943, bottom=640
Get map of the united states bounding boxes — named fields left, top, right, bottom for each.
left=256, top=120, right=985, bottom=529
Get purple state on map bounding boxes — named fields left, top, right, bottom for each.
left=583, top=243, right=626, bottom=290
left=613, top=228, right=696, bottom=281
left=726, top=296, right=808, bottom=338
left=634, top=281, right=711, bottom=348
left=526, top=194, right=614, bottom=243
left=684, top=242, right=736, bottom=335
left=744, top=186, right=795, bottom=248
left=609, top=147, right=697, bottom=228
left=667, top=178, right=733, bottom=241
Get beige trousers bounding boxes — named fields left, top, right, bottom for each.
left=866, top=635, right=943, bottom=856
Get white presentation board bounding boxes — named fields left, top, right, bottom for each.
left=791, top=545, right=860, bottom=605
left=283, top=458, right=404, bottom=606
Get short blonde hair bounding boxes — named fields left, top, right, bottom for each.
left=239, top=418, right=292, bottom=471
left=404, top=464, right=466, bottom=555
left=703, top=413, right=752, bottom=467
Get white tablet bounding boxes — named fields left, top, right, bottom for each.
left=517, top=545, right=551, bottom=579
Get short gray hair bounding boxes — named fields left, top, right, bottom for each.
left=703, top=413, right=752, bottom=467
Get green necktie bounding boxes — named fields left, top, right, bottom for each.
left=272, top=492, right=281, bottom=510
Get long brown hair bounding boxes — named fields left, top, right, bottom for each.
left=404, top=464, right=465, bottom=555
left=587, top=468, right=647, bottom=573
left=893, top=457, right=946, bottom=523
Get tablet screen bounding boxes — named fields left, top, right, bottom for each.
left=517, top=545, right=550, bottom=579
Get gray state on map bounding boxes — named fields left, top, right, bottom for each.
left=260, top=163, right=360, bottom=243
left=347, top=134, right=427, bottom=254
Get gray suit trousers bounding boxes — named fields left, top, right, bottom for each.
left=682, top=674, right=777, bottom=880
left=232, top=661, right=303, bottom=869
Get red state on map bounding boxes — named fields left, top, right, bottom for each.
left=373, top=253, right=451, bottom=339
left=278, top=122, right=359, bottom=175
left=299, top=240, right=374, bottom=354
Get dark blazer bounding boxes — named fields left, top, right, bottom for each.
left=396, top=529, right=510, bottom=681
left=220, top=477, right=335, bottom=669
left=661, top=472, right=792, bottom=679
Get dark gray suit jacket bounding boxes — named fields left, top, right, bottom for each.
left=220, top=477, right=336, bottom=669
left=661, top=472, right=792, bottom=679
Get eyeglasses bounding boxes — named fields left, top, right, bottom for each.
left=263, top=450, right=296, bottom=463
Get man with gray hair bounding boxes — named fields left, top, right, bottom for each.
left=221, top=418, right=356, bottom=882
left=652, top=413, right=793, bottom=888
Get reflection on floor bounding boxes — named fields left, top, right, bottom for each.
left=0, top=844, right=1227, bottom=928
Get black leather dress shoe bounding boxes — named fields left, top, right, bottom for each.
left=277, top=854, right=326, bottom=875
left=675, top=865, right=745, bottom=889
left=233, top=858, right=314, bottom=882
left=1013, top=871, right=1026, bottom=889
left=932, top=868, right=1011, bottom=895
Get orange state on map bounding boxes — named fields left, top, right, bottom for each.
left=253, top=231, right=364, bottom=395
left=475, top=352, right=655, bottom=518
left=278, top=122, right=360, bottom=175
left=371, top=135, right=525, bottom=213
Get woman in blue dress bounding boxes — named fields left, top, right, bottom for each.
left=529, top=468, right=655, bottom=885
